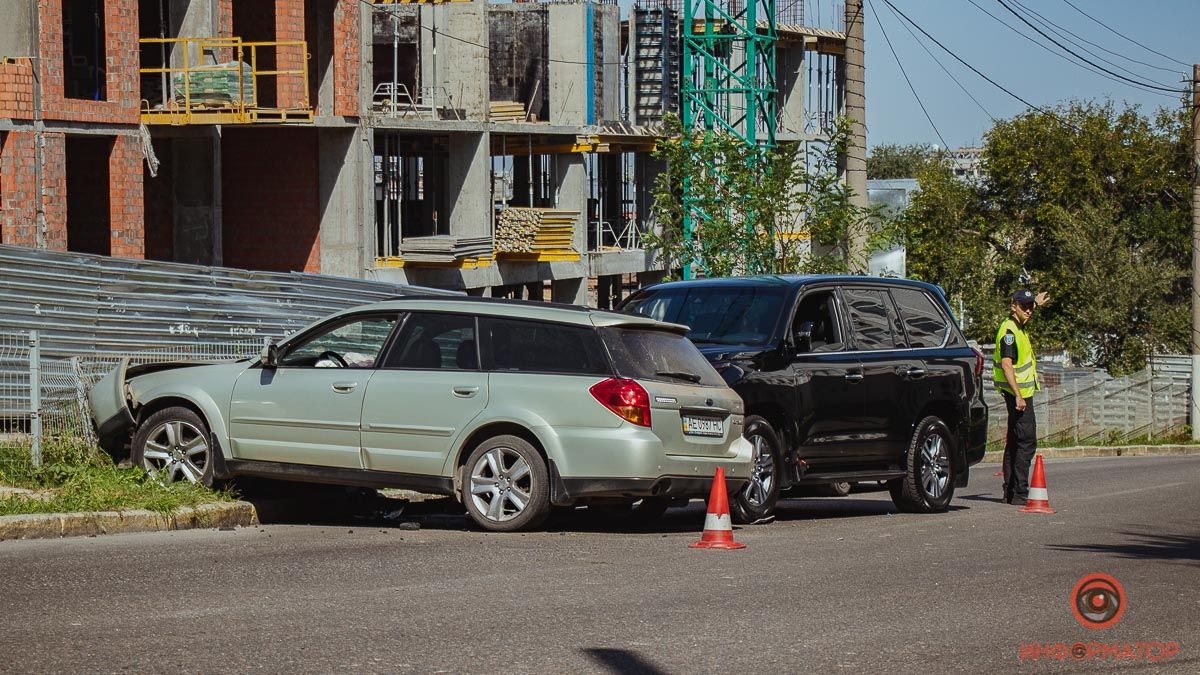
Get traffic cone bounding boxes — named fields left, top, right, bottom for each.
left=689, top=467, right=746, bottom=550
left=1020, top=455, right=1056, bottom=514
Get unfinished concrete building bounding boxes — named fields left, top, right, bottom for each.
left=0, top=0, right=847, bottom=306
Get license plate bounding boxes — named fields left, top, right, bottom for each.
left=682, top=415, right=724, bottom=437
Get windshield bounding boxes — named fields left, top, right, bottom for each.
left=620, top=286, right=786, bottom=346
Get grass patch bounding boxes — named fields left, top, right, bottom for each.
left=984, top=429, right=1199, bottom=454
left=0, top=440, right=233, bottom=517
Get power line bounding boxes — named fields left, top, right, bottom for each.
left=964, top=0, right=1181, bottom=100
left=995, top=0, right=1184, bottom=95
left=866, top=0, right=949, bottom=149
left=1059, top=0, right=1190, bottom=69
left=880, top=0, right=1043, bottom=113
left=883, top=0, right=995, bottom=122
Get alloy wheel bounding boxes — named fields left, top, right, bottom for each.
left=919, top=432, right=951, bottom=499
left=142, top=420, right=208, bottom=483
left=468, top=446, right=533, bottom=522
left=742, top=434, right=775, bottom=507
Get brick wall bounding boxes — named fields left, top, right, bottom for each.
left=333, top=0, right=360, bottom=117
left=109, top=136, right=144, bottom=259
left=0, top=59, right=35, bottom=120
left=41, top=132, right=67, bottom=251
left=37, top=0, right=140, bottom=125
left=0, top=132, right=38, bottom=246
left=275, top=0, right=308, bottom=110
left=221, top=128, right=320, bottom=273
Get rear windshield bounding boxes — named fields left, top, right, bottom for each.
left=600, top=327, right=726, bottom=387
left=620, top=286, right=786, bottom=346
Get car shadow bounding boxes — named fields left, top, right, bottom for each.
left=580, top=648, right=668, bottom=675
left=1047, top=530, right=1200, bottom=567
left=957, top=493, right=1007, bottom=504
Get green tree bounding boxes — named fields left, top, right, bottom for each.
left=903, top=100, right=1189, bottom=372
left=867, top=143, right=945, bottom=179
left=645, top=115, right=887, bottom=278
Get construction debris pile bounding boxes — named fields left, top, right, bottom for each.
left=495, top=208, right=579, bottom=255
left=399, top=235, right=493, bottom=264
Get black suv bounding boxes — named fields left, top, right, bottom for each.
left=618, top=275, right=987, bottom=522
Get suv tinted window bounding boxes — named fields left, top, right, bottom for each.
left=843, top=288, right=902, bottom=350
left=480, top=317, right=609, bottom=375
left=600, top=327, right=725, bottom=387
left=891, top=288, right=949, bottom=348
left=383, top=313, right=477, bottom=370
left=621, top=286, right=786, bottom=346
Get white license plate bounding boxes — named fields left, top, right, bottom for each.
left=682, top=416, right=724, bottom=437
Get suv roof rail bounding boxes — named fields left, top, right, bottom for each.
left=384, top=295, right=592, bottom=312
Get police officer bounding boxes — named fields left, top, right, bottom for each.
left=994, top=289, right=1047, bottom=505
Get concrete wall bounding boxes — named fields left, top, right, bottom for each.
left=487, top=5, right=548, bottom=120
left=547, top=4, right=587, bottom=126
left=446, top=132, right=491, bottom=240
left=420, top=2, right=489, bottom=121
left=0, top=0, right=36, bottom=58
left=597, top=4, right=620, bottom=122
left=169, top=0, right=216, bottom=68
left=777, top=44, right=806, bottom=135
left=318, top=126, right=371, bottom=276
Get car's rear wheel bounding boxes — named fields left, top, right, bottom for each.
left=462, top=435, right=550, bottom=532
left=889, top=415, right=955, bottom=513
left=132, top=406, right=215, bottom=487
left=731, top=415, right=781, bottom=524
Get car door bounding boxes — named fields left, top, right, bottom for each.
left=787, top=286, right=866, bottom=467
left=841, top=286, right=911, bottom=464
left=228, top=313, right=400, bottom=468
left=359, top=312, right=488, bottom=476
left=889, top=285, right=958, bottom=433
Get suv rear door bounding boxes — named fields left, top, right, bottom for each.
left=840, top=286, right=914, bottom=463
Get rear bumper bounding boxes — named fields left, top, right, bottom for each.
left=556, top=475, right=749, bottom=503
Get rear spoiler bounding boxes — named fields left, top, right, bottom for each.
left=589, top=314, right=690, bottom=335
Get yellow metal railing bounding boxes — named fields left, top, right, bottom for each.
left=139, top=37, right=313, bottom=125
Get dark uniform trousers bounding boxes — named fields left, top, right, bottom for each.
left=1002, top=391, right=1037, bottom=502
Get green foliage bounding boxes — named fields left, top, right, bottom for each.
left=903, top=100, right=1189, bottom=373
left=645, top=115, right=888, bottom=278
left=0, top=441, right=232, bottom=516
left=867, top=143, right=946, bottom=179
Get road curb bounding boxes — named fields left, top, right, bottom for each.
left=0, top=501, right=259, bottom=542
left=981, top=444, right=1200, bottom=463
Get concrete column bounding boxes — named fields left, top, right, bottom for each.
left=447, top=132, right=491, bottom=239
left=170, top=0, right=215, bottom=67
left=318, top=127, right=370, bottom=277
left=548, top=4, right=588, bottom=126
left=553, top=152, right=587, bottom=253
left=421, top=2, right=489, bottom=121
left=551, top=277, right=588, bottom=305
left=844, top=0, right=869, bottom=271
left=634, top=154, right=664, bottom=235
left=171, top=133, right=220, bottom=265
left=777, top=44, right=805, bottom=135
left=598, top=5, right=620, bottom=122
left=315, top=0, right=337, bottom=116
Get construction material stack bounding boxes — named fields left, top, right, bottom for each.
left=489, top=101, right=529, bottom=122
left=495, top=208, right=580, bottom=260
left=399, top=235, right=493, bottom=265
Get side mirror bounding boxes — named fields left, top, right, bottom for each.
left=260, top=342, right=281, bottom=368
left=792, top=321, right=815, bottom=355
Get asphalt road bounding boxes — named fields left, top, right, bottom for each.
left=2, top=456, right=1198, bottom=673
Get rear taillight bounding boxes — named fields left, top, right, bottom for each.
left=589, top=378, right=652, bottom=427
left=972, top=347, right=985, bottom=378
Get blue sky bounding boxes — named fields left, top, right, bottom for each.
left=858, top=0, right=1197, bottom=148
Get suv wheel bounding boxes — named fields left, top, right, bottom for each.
left=132, top=406, right=214, bottom=487
left=731, top=415, right=781, bottom=524
left=462, top=435, right=550, bottom=532
left=889, top=415, right=955, bottom=513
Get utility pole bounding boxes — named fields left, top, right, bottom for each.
left=844, top=0, right=869, bottom=273
left=1190, top=65, right=1200, bottom=439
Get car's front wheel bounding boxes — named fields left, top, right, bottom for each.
left=731, top=415, right=781, bottom=524
left=889, top=415, right=955, bottom=513
left=131, top=406, right=215, bottom=487
left=462, top=435, right=550, bottom=532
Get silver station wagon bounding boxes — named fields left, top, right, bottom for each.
left=89, top=297, right=753, bottom=531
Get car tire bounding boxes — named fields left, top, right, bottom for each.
left=731, top=415, right=782, bottom=524
left=889, top=415, right=956, bottom=513
left=131, top=406, right=215, bottom=487
left=824, top=481, right=852, bottom=497
left=461, top=435, right=550, bottom=532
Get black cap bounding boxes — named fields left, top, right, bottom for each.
left=1013, top=289, right=1035, bottom=305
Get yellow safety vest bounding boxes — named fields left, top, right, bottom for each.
left=993, top=318, right=1038, bottom=399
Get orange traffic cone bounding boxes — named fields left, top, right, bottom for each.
left=1020, top=455, right=1056, bottom=514
left=689, top=467, right=746, bottom=550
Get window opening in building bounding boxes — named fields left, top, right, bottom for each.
left=63, top=0, right=107, bottom=101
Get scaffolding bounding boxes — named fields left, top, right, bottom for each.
left=139, top=37, right=313, bottom=125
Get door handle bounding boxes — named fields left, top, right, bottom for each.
left=453, top=386, right=480, bottom=398
left=905, top=368, right=927, bottom=378
left=844, top=372, right=864, bottom=382
left=331, top=381, right=358, bottom=393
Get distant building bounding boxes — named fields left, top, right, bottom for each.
left=948, top=147, right=984, bottom=181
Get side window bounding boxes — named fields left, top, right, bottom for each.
left=383, top=313, right=477, bottom=370
left=280, top=315, right=398, bottom=368
left=842, top=288, right=900, bottom=351
left=480, top=317, right=609, bottom=375
left=790, top=290, right=844, bottom=353
left=891, top=288, right=949, bottom=348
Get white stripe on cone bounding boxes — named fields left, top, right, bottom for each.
left=1028, top=487, right=1048, bottom=501
left=703, top=513, right=732, bottom=532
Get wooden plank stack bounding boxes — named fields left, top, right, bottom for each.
left=495, top=208, right=579, bottom=255
left=400, top=235, right=493, bottom=264
left=489, top=100, right=528, bottom=123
